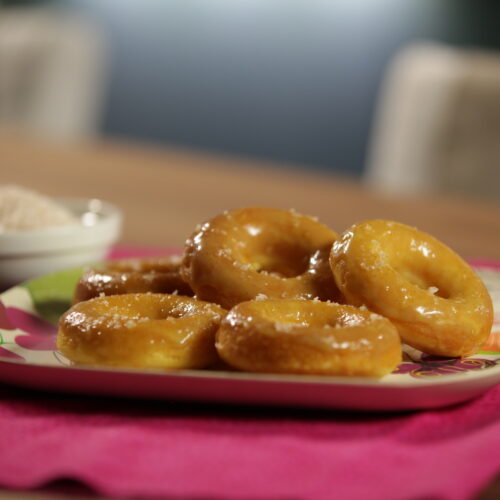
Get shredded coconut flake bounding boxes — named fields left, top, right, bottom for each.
left=0, top=185, right=77, bottom=233
left=274, top=322, right=295, bottom=333
left=428, top=286, right=439, bottom=295
left=238, top=262, right=254, bottom=271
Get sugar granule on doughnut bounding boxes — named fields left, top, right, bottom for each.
left=181, top=207, right=342, bottom=309
left=330, top=220, right=493, bottom=357
left=73, top=256, right=193, bottom=303
left=216, top=299, right=402, bottom=377
left=58, top=293, right=226, bottom=369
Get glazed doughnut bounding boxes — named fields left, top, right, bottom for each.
left=57, top=293, right=225, bottom=369
left=181, top=207, right=342, bottom=309
left=73, top=256, right=193, bottom=303
left=216, top=299, right=402, bottom=377
left=330, top=220, right=493, bottom=357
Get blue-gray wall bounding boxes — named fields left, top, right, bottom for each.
left=69, top=0, right=500, bottom=175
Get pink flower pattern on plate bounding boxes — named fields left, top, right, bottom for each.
left=0, top=301, right=15, bottom=330
left=0, top=300, right=57, bottom=353
left=393, top=354, right=499, bottom=378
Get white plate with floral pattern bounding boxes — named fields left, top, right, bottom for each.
left=0, top=261, right=499, bottom=411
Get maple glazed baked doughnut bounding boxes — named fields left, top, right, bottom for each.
left=58, top=293, right=225, bottom=369
left=330, top=220, right=493, bottom=357
left=216, top=299, right=402, bottom=377
left=181, top=207, right=342, bottom=309
left=73, top=256, right=193, bottom=303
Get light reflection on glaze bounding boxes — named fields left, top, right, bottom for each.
left=244, top=224, right=262, bottom=237
left=418, top=243, right=433, bottom=258
left=192, top=231, right=204, bottom=251
left=409, top=239, right=435, bottom=258
left=415, top=306, right=444, bottom=317
left=337, top=312, right=365, bottom=327
left=307, top=249, right=322, bottom=276
left=332, top=231, right=353, bottom=256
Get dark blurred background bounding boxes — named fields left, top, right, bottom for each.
left=2, top=0, right=500, bottom=186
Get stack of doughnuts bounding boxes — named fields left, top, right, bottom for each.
left=57, top=207, right=493, bottom=377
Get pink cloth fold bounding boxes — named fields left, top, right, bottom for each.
left=1, top=384, right=500, bottom=500
left=1, top=248, right=499, bottom=500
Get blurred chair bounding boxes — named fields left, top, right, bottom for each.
left=0, top=6, right=108, bottom=141
left=364, top=43, right=500, bottom=201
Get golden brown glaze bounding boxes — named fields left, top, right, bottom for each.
left=58, top=293, right=226, bottom=369
left=216, top=299, right=402, bottom=377
left=181, top=207, right=342, bottom=309
left=330, top=220, right=493, bottom=357
left=73, top=256, right=193, bottom=303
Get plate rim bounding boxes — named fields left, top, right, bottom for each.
left=1, top=347, right=500, bottom=389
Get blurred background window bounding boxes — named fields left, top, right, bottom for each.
left=1, top=0, right=500, bottom=199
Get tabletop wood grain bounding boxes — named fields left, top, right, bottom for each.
left=1, top=132, right=500, bottom=500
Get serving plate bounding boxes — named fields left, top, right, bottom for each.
left=0, top=262, right=499, bottom=411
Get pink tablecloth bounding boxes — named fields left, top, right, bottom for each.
left=1, top=384, right=500, bottom=500
left=1, top=248, right=499, bottom=500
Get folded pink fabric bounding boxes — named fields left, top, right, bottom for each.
left=0, top=248, right=499, bottom=500
left=1, top=384, right=500, bottom=500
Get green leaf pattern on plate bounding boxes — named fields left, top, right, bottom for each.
left=22, top=268, right=84, bottom=324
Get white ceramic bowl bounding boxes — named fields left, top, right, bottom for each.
left=0, top=198, right=122, bottom=289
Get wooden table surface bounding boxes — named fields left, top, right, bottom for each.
left=1, top=132, right=500, bottom=500
left=2, top=132, right=500, bottom=259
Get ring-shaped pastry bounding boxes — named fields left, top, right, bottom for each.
left=73, top=256, right=193, bottom=303
left=181, top=207, right=341, bottom=309
left=58, top=293, right=225, bottom=369
left=216, top=299, right=402, bottom=377
left=330, top=220, right=493, bottom=357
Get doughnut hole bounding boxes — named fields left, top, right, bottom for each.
left=181, top=208, right=342, bottom=309
left=330, top=220, right=493, bottom=357
left=392, top=263, right=451, bottom=300
left=254, top=300, right=366, bottom=328
left=232, top=224, right=312, bottom=278
left=216, top=299, right=402, bottom=377
left=90, top=295, right=202, bottom=321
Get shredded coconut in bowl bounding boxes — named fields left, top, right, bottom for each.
left=0, top=185, right=78, bottom=234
